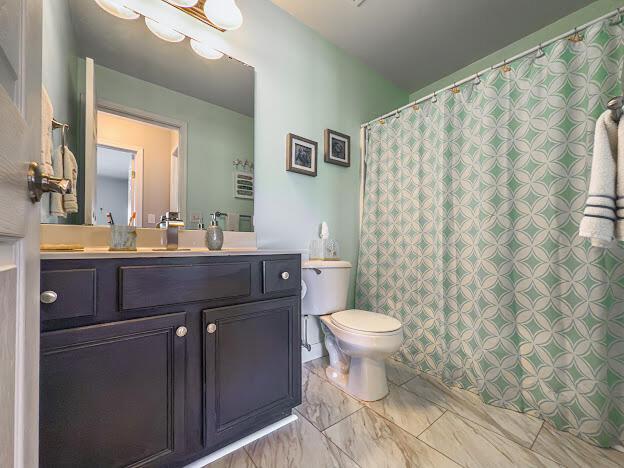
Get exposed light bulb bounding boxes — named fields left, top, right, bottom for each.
left=204, top=0, right=243, bottom=30
left=145, top=17, right=185, bottom=42
left=94, top=0, right=139, bottom=20
left=167, top=0, right=199, bottom=6
left=190, top=39, right=224, bottom=60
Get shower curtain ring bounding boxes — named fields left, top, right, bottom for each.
left=536, top=44, right=545, bottom=59
left=568, top=27, right=583, bottom=43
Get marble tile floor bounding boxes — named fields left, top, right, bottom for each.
left=206, top=357, right=624, bottom=468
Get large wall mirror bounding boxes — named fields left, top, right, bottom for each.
left=41, top=0, right=254, bottom=232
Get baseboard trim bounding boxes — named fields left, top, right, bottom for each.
left=184, top=414, right=298, bottom=467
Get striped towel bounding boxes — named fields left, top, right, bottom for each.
left=616, top=118, right=624, bottom=241
left=579, top=110, right=618, bottom=247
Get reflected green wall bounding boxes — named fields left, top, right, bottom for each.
left=41, top=0, right=81, bottom=224
left=92, top=64, right=254, bottom=230
left=410, top=0, right=624, bottom=100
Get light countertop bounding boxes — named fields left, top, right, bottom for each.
left=41, top=247, right=302, bottom=260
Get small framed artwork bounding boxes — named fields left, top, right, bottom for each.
left=324, top=129, right=350, bottom=167
left=286, top=133, right=318, bottom=177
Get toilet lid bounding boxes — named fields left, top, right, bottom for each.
left=331, top=310, right=402, bottom=333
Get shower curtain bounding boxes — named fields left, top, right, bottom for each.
left=356, top=18, right=624, bottom=447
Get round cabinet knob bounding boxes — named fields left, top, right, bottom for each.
left=40, top=291, right=58, bottom=304
left=176, top=326, right=188, bottom=338
left=207, top=323, right=217, bottom=334
left=281, top=272, right=290, bottom=280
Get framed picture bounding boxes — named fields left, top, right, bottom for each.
left=286, top=133, right=318, bottom=177
left=324, top=129, right=350, bottom=167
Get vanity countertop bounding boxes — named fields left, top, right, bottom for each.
left=40, top=247, right=302, bottom=260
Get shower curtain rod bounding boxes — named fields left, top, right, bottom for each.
left=362, top=7, right=623, bottom=128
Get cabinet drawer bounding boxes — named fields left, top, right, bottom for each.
left=120, top=263, right=251, bottom=310
left=40, top=269, right=96, bottom=321
left=263, top=259, right=300, bottom=294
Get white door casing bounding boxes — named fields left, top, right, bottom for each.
left=0, top=0, right=42, bottom=467
left=84, top=57, right=97, bottom=225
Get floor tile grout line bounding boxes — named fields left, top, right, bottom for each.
left=359, top=383, right=447, bottom=438
left=384, top=379, right=610, bottom=468
left=308, top=360, right=621, bottom=468
left=399, top=382, right=542, bottom=449
left=294, top=407, right=363, bottom=468
left=365, top=398, right=448, bottom=441
left=414, top=433, right=469, bottom=468
left=325, top=435, right=364, bottom=468
left=413, top=408, right=448, bottom=439
left=427, top=409, right=567, bottom=465
left=349, top=405, right=461, bottom=468
left=242, top=445, right=259, bottom=468
left=530, top=420, right=545, bottom=450
left=314, top=360, right=540, bottom=449
left=321, top=406, right=365, bottom=434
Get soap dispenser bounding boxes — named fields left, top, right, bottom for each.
left=206, top=213, right=224, bottom=250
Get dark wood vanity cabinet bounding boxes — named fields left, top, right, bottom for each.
left=40, top=313, right=187, bottom=468
left=203, top=297, right=301, bottom=446
left=39, top=254, right=301, bottom=468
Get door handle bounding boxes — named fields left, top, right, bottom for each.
left=28, top=162, right=72, bottom=203
left=207, top=323, right=217, bottom=334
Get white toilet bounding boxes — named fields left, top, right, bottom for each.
left=302, top=260, right=403, bottom=401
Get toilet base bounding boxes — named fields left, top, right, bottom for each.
left=325, top=357, right=389, bottom=401
left=322, top=325, right=389, bottom=401
left=346, top=357, right=389, bottom=401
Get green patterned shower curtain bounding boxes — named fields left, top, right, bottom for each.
left=356, top=19, right=624, bottom=447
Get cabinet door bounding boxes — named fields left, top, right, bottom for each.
left=203, top=297, right=301, bottom=447
left=40, top=313, right=187, bottom=468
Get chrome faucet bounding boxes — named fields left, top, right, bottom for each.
left=158, top=212, right=185, bottom=250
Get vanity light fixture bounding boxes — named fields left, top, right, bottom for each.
left=145, top=17, right=185, bottom=42
left=95, top=0, right=140, bottom=20
left=167, top=0, right=199, bottom=6
left=190, top=39, right=224, bottom=60
left=203, top=0, right=243, bottom=31
left=94, top=0, right=236, bottom=60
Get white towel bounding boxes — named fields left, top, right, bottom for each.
left=50, top=146, right=65, bottom=217
left=41, top=88, right=54, bottom=175
left=579, top=110, right=618, bottom=247
left=616, top=118, right=624, bottom=240
left=226, top=213, right=240, bottom=232
left=63, top=146, right=78, bottom=214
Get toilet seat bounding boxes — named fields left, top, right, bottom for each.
left=330, top=309, right=402, bottom=336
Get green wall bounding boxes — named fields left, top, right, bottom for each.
left=228, top=0, right=409, bottom=305
left=410, top=0, right=624, bottom=101
left=92, top=64, right=255, bottom=230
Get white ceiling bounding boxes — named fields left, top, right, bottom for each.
left=68, top=0, right=254, bottom=116
left=97, top=146, right=134, bottom=180
left=271, top=0, right=595, bottom=93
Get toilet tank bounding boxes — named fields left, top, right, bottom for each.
left=302, top=260, right=352, bottom=316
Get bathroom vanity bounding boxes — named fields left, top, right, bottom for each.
left=39, top=251, right=301, bottom=467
